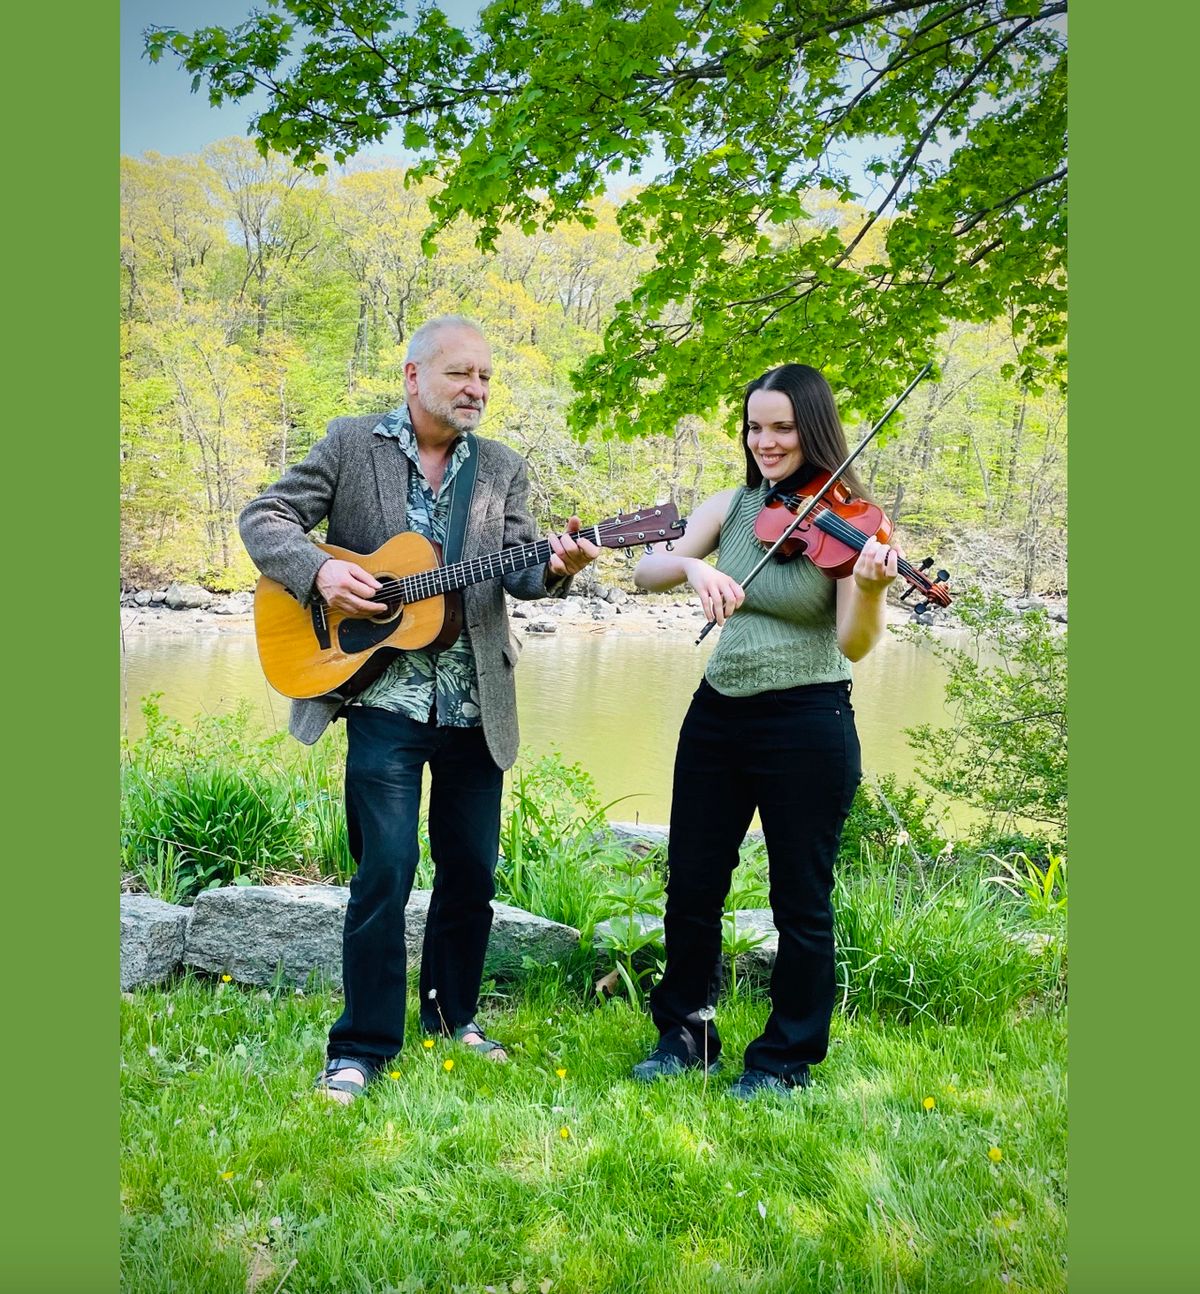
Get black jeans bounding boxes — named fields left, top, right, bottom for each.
left=649, top=678, right=861, bottom=1083
left=326, top=707, right=503, bottom=1073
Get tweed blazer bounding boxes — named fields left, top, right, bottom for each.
left=238, top=413, right=567, bottom=769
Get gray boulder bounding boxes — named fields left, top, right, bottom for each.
left=478, top=895, right=581, bottom=973
left=164, top=582, right=214, bottom=610
left=185, top=884, right=347, bottom=987
left=212, top=591, right=253, bottom=615
left=133, top=590, right=153, bottom=606
left=120, top=894, right=189, bottom=990
left=601, top=822, right=764, bottom=854
left=183, top=884, right=580, bottom=987
left=605, top=821, right=670, bottom=855
left=723, top=908, right=779, bottom=977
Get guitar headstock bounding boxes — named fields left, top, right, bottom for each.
left=594, top=504, right=687, bottom=555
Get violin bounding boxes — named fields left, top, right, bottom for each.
left=754, top=470, right=952, bottom=607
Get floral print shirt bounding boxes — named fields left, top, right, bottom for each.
left=352, top=406, right=482, bottom=726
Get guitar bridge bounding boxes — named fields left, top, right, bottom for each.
left=311, top=601, right=332, bottom=651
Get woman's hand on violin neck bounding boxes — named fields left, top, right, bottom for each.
left=687, top=559, right=745, bottom=626
left=852, top=538, right=900, bottom=595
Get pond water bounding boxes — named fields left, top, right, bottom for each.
left=120, top=617, right=979, bottom=834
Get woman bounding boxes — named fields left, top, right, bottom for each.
left=631, top=363, right=898, bottom=1099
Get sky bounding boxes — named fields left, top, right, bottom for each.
left=121, top=0, right=482, bottom=158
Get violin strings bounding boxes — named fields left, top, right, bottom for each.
left=781, top=495, right=941, bottom=592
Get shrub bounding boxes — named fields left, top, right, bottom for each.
left=495, top=751, right=628, bottom=935
left=838, top=774, right=947, bottom=867
left=901, top=590, right=1067, bottom=840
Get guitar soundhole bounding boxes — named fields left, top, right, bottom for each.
left=369, top=572, right=405, bottom=624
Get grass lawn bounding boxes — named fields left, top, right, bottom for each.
left=121, top=968, right=1066, bottom=1293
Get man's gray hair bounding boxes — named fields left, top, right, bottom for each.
left=405, top=315, right=486, bottom=367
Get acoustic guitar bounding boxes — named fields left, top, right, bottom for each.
left=253, top=504, right=686, bottom=700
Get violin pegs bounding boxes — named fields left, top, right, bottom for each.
left=624, top=547, right=634, bottom=559
left=665, top=540, right=675, bottom=551
left=644, top=543, right=654, bottom=553
left=936, top=569, right=950, bottom=583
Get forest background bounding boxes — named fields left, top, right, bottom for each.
left=120, top=140, right=1065, bottom=602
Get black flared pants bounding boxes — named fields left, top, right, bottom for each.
left=649, top=678, right=861, bottom=1083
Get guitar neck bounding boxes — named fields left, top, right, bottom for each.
left=398, top=525, right=602, bottom=604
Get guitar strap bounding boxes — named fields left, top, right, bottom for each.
left=441, top=431, right=479, bottom=565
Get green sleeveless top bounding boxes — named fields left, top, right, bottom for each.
left=704, top=483, right=852, bottom=697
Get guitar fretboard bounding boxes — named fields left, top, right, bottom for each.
left=396, top=526, right=602, bottom=605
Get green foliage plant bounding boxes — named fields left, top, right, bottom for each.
left=838, top=774, right=947, bottom=870
left=595, top=849, right=667, bottom=1002
left=902, top=590, right=1067, bottom=840
left=495, top=752, right=627, bottom=935
left=122, top=698, right=312, bottom=900
left=720, top=848, right=769, bottom=997
left=127, top=840, right=189, bottom=907
left=984, top=849, right=1067, bottom=926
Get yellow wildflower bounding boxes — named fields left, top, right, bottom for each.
left=389, top=1071, right=401, bottom=1080
left=988, top=1146, right=1003, bottom=1163
left=443, top=1059, right=454, bottom=1072
left=922, top=1096, right=935, bottom=1110
left=423, top=1039, right=435, bottom=1049
left=555, top=1067, right=567, bottom=1079
left=221, top=974, right=232, bottom=983
left=220, top=1171, right=234, bottom=1180
left=559, top=1126, right=570, bottom=1140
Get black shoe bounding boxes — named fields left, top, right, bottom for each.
left=631, top=1047, right=719, bottom=1083
left=728, top=1068, right=808, bottom=1101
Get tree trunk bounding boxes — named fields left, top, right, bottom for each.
left=1000, top=389, right=1028, bottom=522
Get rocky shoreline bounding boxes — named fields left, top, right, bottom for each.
left=120, top=576, right=1064, bottom=639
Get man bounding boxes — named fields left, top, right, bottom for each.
left=239, top=315, right=599, bottom=1102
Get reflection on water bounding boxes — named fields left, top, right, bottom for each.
left=120, top=620, right=974, bottom=831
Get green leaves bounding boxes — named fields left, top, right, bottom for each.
left=145, top=1, right=1066, bottom=435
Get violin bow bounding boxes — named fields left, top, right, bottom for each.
left=696, top=361, right=934, bottom=644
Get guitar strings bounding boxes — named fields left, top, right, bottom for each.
left=343, top=517, right=681, bottom=608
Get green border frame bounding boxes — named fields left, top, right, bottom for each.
left=4, top=5, right=118, bottom=1291
left=9, top=4, right=1192, bottom=1290
left=1070, top=6, right=1196, bottom=1291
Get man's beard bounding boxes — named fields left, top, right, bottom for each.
left=422, top=392, right=484, bottom=433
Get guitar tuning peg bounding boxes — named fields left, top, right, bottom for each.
left=665, top=540, right=674, bottom=551
left=624, top=547, right=634, bottom=559
left=644, top=543, right=654, bottom=554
